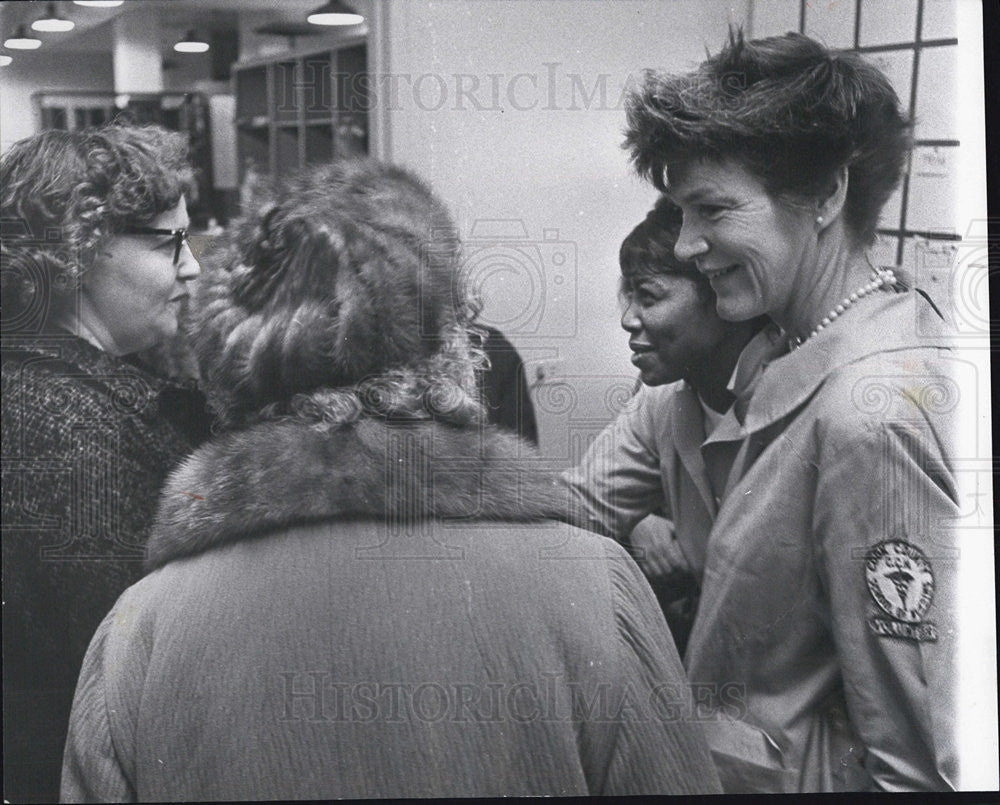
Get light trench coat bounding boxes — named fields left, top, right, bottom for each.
left=563, top=378, right=717, bottom=579
left=688, top=289, right=963, bottom=792
left=566, top=289, right=965, bottom=792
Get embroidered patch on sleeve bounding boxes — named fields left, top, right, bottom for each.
left=864, top=540, right=938, bottom=642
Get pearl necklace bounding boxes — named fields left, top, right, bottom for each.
left=789, top=267, right=897, bottom=350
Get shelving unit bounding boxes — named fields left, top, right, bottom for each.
left=233, top=38, right=369, bottom=184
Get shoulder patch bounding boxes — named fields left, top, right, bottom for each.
left=865, top=540, right=938, bottom=642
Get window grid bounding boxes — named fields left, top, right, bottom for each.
left=797, top=0, right=961, bottom=264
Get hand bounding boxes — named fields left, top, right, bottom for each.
left=627, top=514, right=691, bottom=581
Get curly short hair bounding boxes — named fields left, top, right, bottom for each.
left=619, top=196, right=712, bottom=301
left=1, top=124, right=194, bottom=322
left=192, top=159, right=486, bottom=431
left=623, top=29, right=911, bottom=244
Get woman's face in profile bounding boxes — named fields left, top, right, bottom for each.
left=620, top=272, right=727, bottom=387
left=665, top=158, right=815, bottom=324
left=82, top=198, right=199, bottom=355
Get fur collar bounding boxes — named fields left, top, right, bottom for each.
left=147, top=416, right=563, bottom=570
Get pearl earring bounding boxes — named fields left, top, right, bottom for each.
left=816, top=215, right=824, bottom=226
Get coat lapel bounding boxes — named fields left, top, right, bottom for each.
left=740, top=290, right=953, bottom=437
left=671, top=384, right=716, bottom=517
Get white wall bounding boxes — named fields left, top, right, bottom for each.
left=378, top=0, right=751, bottom=459
left=0, top=52, right=114, bottom=152
left=113, top=5, right=163, bottom=92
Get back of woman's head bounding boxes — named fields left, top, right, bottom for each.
left=624, top=29, right=911, bottom=244
left=1, top=124, right=193, bottom=327
left=192, top=159, right=484, bottom=430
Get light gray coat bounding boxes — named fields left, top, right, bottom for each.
left=61, top=416, right=722, bottom=800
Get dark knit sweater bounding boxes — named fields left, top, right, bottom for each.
left=1, top=334, right=210, bottom=804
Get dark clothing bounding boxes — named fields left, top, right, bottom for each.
left=63, top=413, right=721, bottom=799
left=475, top=326, right=539, bottom=445
left=1, top=334, right=210, bottom=803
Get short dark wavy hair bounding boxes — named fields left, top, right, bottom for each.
left=623, top=29, right=912, bottom=244
left=1, top=124, right=194, bottom=320
left=620, top=196, right=688, bottom=276
left=619, top=196, right=712, bottom=302
left=192, top=158, right=486, bottom=431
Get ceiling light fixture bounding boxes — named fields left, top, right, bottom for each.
left=4, top=26, right=43, bottom=50
left=174, top=30, right=209, bottom=54
left=32, top=3, right=76, bottom=33
left=307, top=1, right=364, bottom=26
left=0, top=54, right=12, bottom=67
left=73, top=1, right=125, bottom=7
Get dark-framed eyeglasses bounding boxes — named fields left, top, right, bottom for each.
left=122, top=226, right=189, bottom=266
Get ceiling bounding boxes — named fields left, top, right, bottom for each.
left=0, top=0, right=328, bottom=54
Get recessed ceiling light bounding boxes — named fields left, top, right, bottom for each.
left=0, top=54, right=12, bottom=66
left=174, top=30, right=209, bottom=54
left=32, top=3, right=76, bottom=33
left=73, top=1, right=125, bottom=7
left=4, top=26, right=43, bottom=50
left=307, top=1, right=364, bottom=26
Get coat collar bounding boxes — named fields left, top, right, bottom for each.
left=4, top=333, right=163, bottom=386
left=730, top=289, right=952, bottom=437
left=147, top=415, right=563, bottom=570
left=669, top=383, right=716, bottom=516
left=5, top=334, right=213, bottom=447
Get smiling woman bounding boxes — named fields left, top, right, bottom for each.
left=623, top=30, right=968, bottom=794
left=0, top=123, right=212, bottom=803
left=562, top=196, right=768, bottom=659
left=665, top=158, right=819, bottom=325
left=617, top=197, right=735, bottom=393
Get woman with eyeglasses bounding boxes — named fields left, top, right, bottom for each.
left=1, top=123, right=211, bottom=803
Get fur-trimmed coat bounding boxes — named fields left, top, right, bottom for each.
left=61, top=414, right=721, bottom=800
